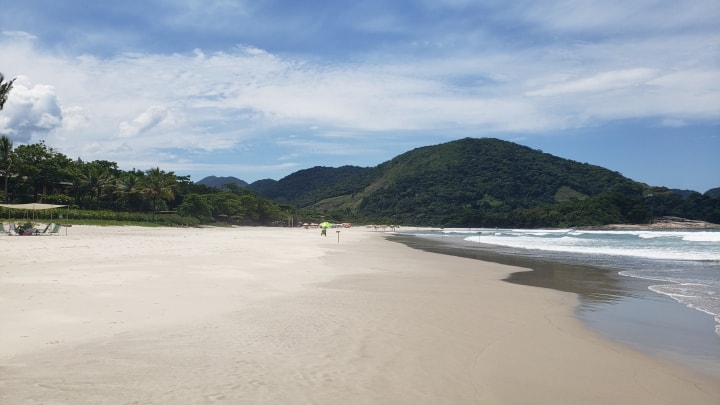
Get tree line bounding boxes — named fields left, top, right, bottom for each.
left=0, top=137, right=294, bottom=226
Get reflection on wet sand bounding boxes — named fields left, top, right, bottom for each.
left=387, top=234, right=644, bottom=308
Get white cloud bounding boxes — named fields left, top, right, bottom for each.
left=1, top=30, right=37, bottom=41
left=661, top=119, right=686, bottom=128
left=526, top=68, right=658, bottom=97
left=119, top=105, right=178, bottom=138
left=0, top=7, right=717, bottom=175
left=0, top=75, right=63, bottom=142
left=60, top=105, right=91, bottom=132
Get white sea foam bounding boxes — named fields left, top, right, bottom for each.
left=463, top=236, right=718, bottom=261
left=461, top=229, right=720, bottom=262
left=648, top=283, right=720, bottom=337
left=682, top=232, right=720, bottom=242
left=637, top=232, right=678, bottom=239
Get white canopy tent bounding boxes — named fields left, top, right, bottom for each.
left=1, top=203, right=69, bottom=222
left=0, top=203, right=68, bottom=210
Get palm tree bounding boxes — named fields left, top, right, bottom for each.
left=0, top=135, right=12, bottom=203
left=78, top=164, right=114, bottom=208
left=0, top=73, right=15, bottom=110
left=113, top=171, right=144, bottom=211
left=143, top=167, right=176, bottom=220
left=1, top=73, right=15, bottom=204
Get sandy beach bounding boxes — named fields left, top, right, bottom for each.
left=1, top=226, right=718, bottom=404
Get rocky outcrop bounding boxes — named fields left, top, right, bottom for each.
left=596, top=216, right=720, bottom=230
left=648, top=216, right=720, bottom=229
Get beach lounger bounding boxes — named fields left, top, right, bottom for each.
left=46, top=223, right=62, bottom=235
left=34, top=223, right=52, bottom=235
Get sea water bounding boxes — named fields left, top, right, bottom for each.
left=401, top=228, right=720, bottom=336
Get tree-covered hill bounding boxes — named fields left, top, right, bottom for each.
left=196, top=176, right=248, bottom=189
left=357, top=138, right=649, bottom=225
left=704, top=188, right=720, bottom=199
left=247, top=165, right=373, bottom=205
left=364, top=137, right=642, bottom=203
left=250, top=137, right=719, bottom=227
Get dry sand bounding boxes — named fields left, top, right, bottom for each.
left=1, top=225, right=718, bottom=404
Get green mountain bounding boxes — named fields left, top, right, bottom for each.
left=243, top=138, right=646, bottom=226
left=360, top=138, right=646, bottom=222
left=249, top=137, right=670, bottom=227
left=197, top=175, right=248, bottom=189
left=706, top=188, right=720, bottom=199
left=247, top=165, right=370, bottom=204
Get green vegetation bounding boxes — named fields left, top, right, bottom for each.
left=0, top=137, right=294, bottom=226
left=2, top=136, right=717, bottom=228
left=0, top=73, right=14, bottom=111
left=250, top=138, right=719, bottom=227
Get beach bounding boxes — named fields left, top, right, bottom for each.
left=388, top=231, right=720, bottom=378
left=1, top=226, right=718, bottom=404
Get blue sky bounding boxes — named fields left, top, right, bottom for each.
left=0, top=0, right=718, bottom=192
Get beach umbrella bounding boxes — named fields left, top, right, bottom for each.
left=319, top=221, right=333, bottom=228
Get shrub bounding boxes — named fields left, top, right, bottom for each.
left=42, top=194, right=74, bottom=206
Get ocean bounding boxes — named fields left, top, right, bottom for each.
left=391, top=227, right=720, bottom=375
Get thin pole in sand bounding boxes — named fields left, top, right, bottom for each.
left=336, top=230, right=340, bottom=244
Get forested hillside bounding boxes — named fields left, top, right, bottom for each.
left=247, top=165, right=375, bottom=206
left=249, top=138, right=719, bottom=227
left=196, top=176, right=247, bottom=189
left=355, top=138, right=644, bottom=223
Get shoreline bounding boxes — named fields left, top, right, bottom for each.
left=387, top=232, right=720, bottom=378
left=1, top=226, right=718, bottom=403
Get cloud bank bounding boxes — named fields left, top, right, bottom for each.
left=0, top=0, right=717, bottom=187
left=0, top=76, right=63, bottom=142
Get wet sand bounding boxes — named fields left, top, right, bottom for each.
left=388, top=233, right=720, bottom=378
left=1, top=225, right=718, bottom=404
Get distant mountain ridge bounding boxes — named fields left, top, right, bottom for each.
left=245, top=165, right=372, bottom=206
left=197, top=138, right=719, bottom=226
left=196, top=175, right=248, bottom=189
left=252, top=137, right=650, bottom=225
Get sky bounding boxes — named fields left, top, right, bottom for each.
left=0, top=0, right=718, bottom=192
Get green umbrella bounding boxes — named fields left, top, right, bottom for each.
left=319, top=221, right=333, bottom=228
